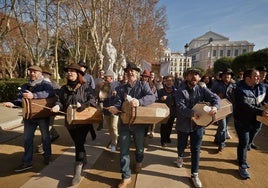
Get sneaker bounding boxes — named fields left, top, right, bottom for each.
left=239, top=167, right=250, bottom=179
left=191, top=173, right=202, bottom=188
left=250, top=143, right=258, bottom=150
left=226, top=131, right=232, bottom=139
left=149, top=132, right=154, bottom=138
left=36, top=144, right=44, bottom=154
left=118, top=178, right=131, bottom=188
left=161, top=142, right=167, bottom=148
left=14, top=163, right=33, bottom=172
left=174, top=156, right=183, bottom=168
left=111, top=145, right=116, bottom=153
left=135, top=162, right=142, bottom=173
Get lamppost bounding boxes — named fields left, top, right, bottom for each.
left=184, top=43, right=189, bottom=70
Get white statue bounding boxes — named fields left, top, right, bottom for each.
left=117, top=50, right=127, bottom=76
left=103, top=38, right=117, bottom=72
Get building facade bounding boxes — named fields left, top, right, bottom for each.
left=186, top=31, right=254, bottom=70
left=160, top=48, right=192, bottom=78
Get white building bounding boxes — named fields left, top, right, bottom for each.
left=160, top=48, right=192, bottom=78
left=186, top=31, right=254, bottom=70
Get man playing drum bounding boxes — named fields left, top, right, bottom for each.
left=107, top=62, right=155, bottom=188
left=174, top=68, right=220, bottom=188
left=3, top=65, right=55, bottom=172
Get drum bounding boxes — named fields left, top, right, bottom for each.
left=22, top=97, right=57, bottom=119
left=257, top=116, right=268, bottom=126
left=192, top=99, right=233, bottom=126
left=66, top=105, right=103, bottom=125
left=120, top=102, right=170, bottom=125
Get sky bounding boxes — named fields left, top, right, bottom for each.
left=158, top=0, right=268, bottom=52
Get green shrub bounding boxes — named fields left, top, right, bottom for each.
left=0, top=79, right=26, bottom=102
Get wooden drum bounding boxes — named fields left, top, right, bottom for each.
left=22, top=97, right=57, bottom=119
left=192, top=99, right=233, bottom=126
left=66, top=105, right=103, bottom=125
left=120, top=102, right=170, bottom=125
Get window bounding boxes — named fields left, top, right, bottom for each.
left=213, top=50, right=217, bottom=57
left=227, top=50, right=231, bottom=56
left=235, top=49, right=239, bottom=56
left=220, top=50, right=224, bottom=56
left=243, top=49, right=247, bottom=54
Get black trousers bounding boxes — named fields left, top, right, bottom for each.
left=160, top=116, right=176, bottom=144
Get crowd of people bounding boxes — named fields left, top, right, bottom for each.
left=2, top=62, right=268, bottom=188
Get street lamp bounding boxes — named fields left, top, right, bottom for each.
left=184, top=43, right=189, bottom=69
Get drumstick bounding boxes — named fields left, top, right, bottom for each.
left=31, top=102, right=66, bottom=115
left=103, top=107, right=123, bottom=113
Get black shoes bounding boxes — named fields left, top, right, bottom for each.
left=14, top=164, right=33, bottom=172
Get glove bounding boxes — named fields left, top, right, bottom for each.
left=76, top=104, right=86, bottom=112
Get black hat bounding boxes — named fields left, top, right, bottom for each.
left=186, top=68, right=201, bottom=76
left=220, top=68, right=234, bottom=78
left=64, top=63, right=85, bottom=75
left=124, top=62, right=141, bottom=72
left=256, top=66, right=267, bottom=72
left=78, top=60, right=88, bottom=69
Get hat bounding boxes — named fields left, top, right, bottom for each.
left=64, top=63, right=85, bottom=75
left=28, top=65, right=42, bottom=72
left=124, top=62, right=141, bottom=72
left=42, top=67, right=52, bottom=75
left=78, top=60, right=88, bottom=69
left=141, top=69, right=151, bottom=77
left=256, top=66, right=267, bottom=72
left=186, top=68, right=201, bottom=76
left=220, top=68, right=234, bottom=78
left=104, top=70, right=114, bottom=77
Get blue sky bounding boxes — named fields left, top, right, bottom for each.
left=159, top=0, right=268, bottom=52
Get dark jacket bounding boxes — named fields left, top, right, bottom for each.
left=211, top=80, right=236, bottom=101
left=175, top=81, right=220, bottom=133
left=157, top=85, right=177, bottom=117
left=233, top=80, right=268, bottom=126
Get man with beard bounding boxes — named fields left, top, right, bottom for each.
left=174, top=68, right=220, bottom=188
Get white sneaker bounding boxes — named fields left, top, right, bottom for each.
left=110, top=146, right=116, bottom=152
left=191, top=173, right=202, bottom=188
left=226, top=131, right=232, bottom=139
left=174, top=156, right=183, bottom=168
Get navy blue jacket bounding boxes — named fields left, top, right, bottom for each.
left=157, top=86, right=177, bottom=117
left=233, top=80, right=268, bottom=126
left=175, top=81, right=220, bottom=133
left=13, top=79, right=54, bottom=107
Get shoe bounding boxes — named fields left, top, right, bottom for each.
left=96, top=124, right=103, bottom=131
left=250, top=143, right=258, bottom=150
left=191, top=173, right=202, bottom=188
left=239, top=167, right=250, bottom=179
left=50, top=135, right=60, bottom=142
left=218, top=146, right=224, bottom=152
left=161, top=142, right=167, bottom=148
left=111, top=145, right=116, bottom=153
left=149, top=132, right=154, bottom=138
left=226, top=131, right=232, bottom=139
left=44, top=157, right=50, bottom=165
left=135, top=162, right=142, bottom=173
left=174, top=156, right=183, bottom=168
left=14, top=163, right=33, bottom=172
left=36, top=144, right=44, bottom=154
left=118, top=178, right=131, bottom=188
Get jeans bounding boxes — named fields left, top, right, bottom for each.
left=177, top=127, right=204, bottom=174
left=119, top=122, right=146, bottom=179
left=234, top=120, right=260, bottom=168
left=23, top=118, right=51, bottom=165
left=215, top=114, right=231, bottom=148
left=160, top=116, right=175, bottom=144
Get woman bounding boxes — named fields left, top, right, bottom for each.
left=51, top=63, right=96, bottom=185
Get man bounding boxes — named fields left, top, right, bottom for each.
left=36, top=68, right=61, bottom=154
left=247, top=66, right=268, bottom=150
left=211, top=68, right=236, bottom=152
left=78, top=60, right=95, bottom=91
left=234, top=69, right=268, bottom=179
left=174, top=68, right=220, bottom=188
left=107, top=62, right=155, bottom=188
left=102, top=70, right=120, bottom=152
left=3, top=65, right=54, bottom=172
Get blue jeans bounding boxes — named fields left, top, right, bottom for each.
left=177, top=127, right=204, bottom=174
left=215, top=114, right=231, bottom=148
left=234, top=120, right=257, bottom=168
left=23, top=118, right=51, bottom=165
left=119, top=122, right=146, bottom=179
